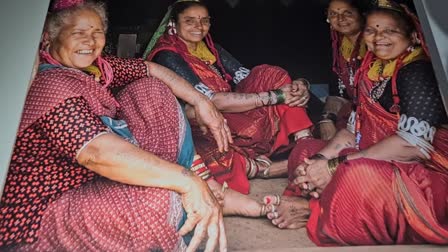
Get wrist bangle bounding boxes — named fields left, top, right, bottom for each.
left=321, top=112, right=338, bottom=123
left=267, top=91, right=272, bottom=105
left=190, top=154, right=214, bottom=181
left=327, top=155, right=347, bottom=176
left=317, top=119, right=333, bottom=125
left=272, top=89, right=285, bottom=104
left=309, top=153, right=327, bottom=160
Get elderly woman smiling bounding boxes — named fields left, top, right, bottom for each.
left=0, top=1, right=229, bottom=251
left=264, top=0, right=448, bottom=246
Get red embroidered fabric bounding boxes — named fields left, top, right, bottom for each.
left=0, top=56, right=185, bottom=249
left=148, top=33, right=313, bottom=194
left=284, top=59, right=448, bottom=245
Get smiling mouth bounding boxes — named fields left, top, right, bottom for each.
left=76, top=49, right=94, bottom=55
left=375, top=43, right=391, bottom=48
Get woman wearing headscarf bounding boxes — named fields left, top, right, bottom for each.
left=0, top=1, right=228, bottom=251
left=264, top=0, right=448, bottom=245
left=144, top=0, right=313, bottom=200
left=318, top=0, right=368, bottom=140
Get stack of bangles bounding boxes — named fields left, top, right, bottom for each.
left=326, top=155, right=347, bottom=176
left=257, top=89, right=286, bottom=106
left=191, top=154, right=214, bottom=181
left=317, top=112, right=338, bottom=125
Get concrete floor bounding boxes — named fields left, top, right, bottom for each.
left=223, top=178, right=445, bottom=252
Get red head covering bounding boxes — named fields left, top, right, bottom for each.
left=51, top=0, right=85, bottom=11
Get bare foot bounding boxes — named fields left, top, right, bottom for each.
left=207, top=179, right=264, bottom=217
left=263, top=195, right=310, bottom=229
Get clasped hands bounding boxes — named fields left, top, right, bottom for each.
left=292, top=158, right=332, bottom=199
left=279, top=78, right=310, bottom=107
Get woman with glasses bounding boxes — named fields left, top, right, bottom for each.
left=317, top=0, right=368, bottom=140
left=144, top=0, right=314, bottom=217
left=264, top=0, right=448, bottom=245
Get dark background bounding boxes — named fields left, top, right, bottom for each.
left=104, top=0, right=415, bottom=85
left=105, top=0, right=333, bottom=84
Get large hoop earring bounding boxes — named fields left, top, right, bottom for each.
left=168, top=20, right=177, bottom=35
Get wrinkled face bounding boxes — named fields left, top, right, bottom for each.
left=50, top=9, right=105, bottom=69
left=364, top=12, right=413, bottom=61
left=176, top=5, right=211, bottom=49
left=328, top=0, right=362, bottom=36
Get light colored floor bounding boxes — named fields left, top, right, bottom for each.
left=223, top=178, right=444, bottom=252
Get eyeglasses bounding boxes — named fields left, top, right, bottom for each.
left=181, top=16, right=211, bottom=26
left=327, top=10, right=356, bottom=20
left=364, top=27, right=406, bottom=37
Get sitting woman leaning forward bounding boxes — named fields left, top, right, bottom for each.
left=144, top=0, right=313, bottom=201
left=264, top=0, right=448, bottom=246
left=0, top=1, right=229, bottom=251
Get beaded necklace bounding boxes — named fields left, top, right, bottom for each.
left=336, top=34, right=367, bottom=96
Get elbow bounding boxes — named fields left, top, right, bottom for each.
left=77, top=143, right=103, bottom=169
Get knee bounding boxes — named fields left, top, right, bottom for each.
left=330, top=159, right=394, bottom=199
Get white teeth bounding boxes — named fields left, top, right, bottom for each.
left=77, top=49, right=93, bottom=54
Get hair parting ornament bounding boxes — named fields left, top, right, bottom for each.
left=375, top=0, right=403, bottom=12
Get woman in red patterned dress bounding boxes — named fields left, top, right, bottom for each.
left=145, top=0, right=313, bottom=200
left=0, top=1, right=228, bottom=251
left=264, top=0, right=448, bottom=245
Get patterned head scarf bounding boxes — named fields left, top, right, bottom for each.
left=142, top=0, right=201, bottom=59
left=51, top=0, right=85, bottom=11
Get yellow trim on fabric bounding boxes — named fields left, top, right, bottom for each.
left=188, top=41, right=216, bottom=65
left=367, top=47, right=425, bottom=82
left=340, top=36, right=367, bottom=62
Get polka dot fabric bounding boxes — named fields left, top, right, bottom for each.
left=1, top=57, right=185, bottom=250
left=16, top=179, right=185, bottom=252
left=1, top=97, right=106, bottom=246
left=378, top=60, right=447, bottom=126
left=116, top=77, right=181, bottom=163
left=105, top=56, right=148, bottom=89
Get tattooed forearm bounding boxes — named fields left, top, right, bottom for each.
left=344, top=140, right=355, bottom=148
left=165, top=70, right=178, bottom=83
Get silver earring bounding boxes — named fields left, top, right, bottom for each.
left=415, top=37, right=421, bottom=45
left=168, top=20, right=177, bottom=35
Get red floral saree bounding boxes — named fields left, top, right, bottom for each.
left=148, top=33, right=312, bottom=194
